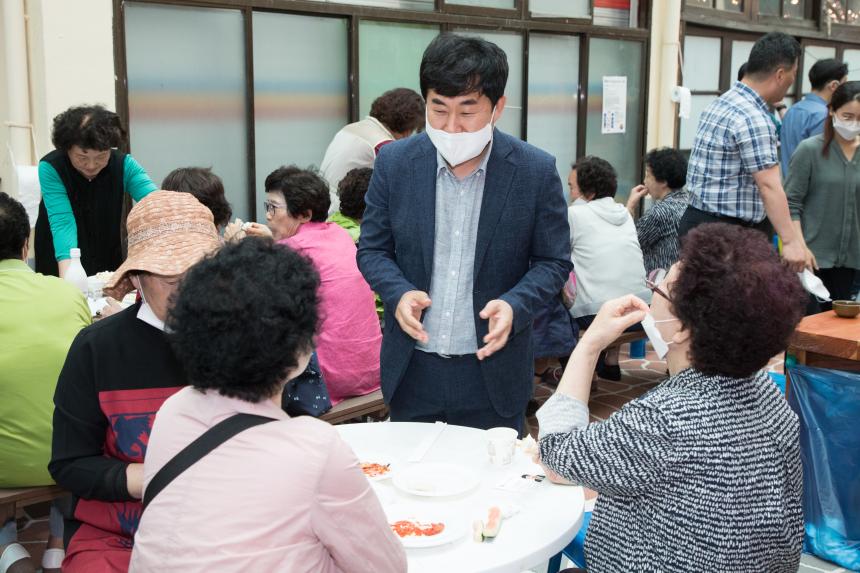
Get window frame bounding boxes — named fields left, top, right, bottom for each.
left=115, top=0, right=651, bottom=218
left=676, top=19, right=860, bottom=151
left=683, top=0, right=860, bottom=43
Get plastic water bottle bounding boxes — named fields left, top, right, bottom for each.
left=64, top=248, right=88, bottom=294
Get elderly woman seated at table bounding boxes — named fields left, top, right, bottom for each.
left=537, top=222, right=806, bottom=572
left=161, top=167, right=233, bottom=231
left=328, top=167, right=372, bottom=244
left=245, top=166, right=382, bottom=406
left=49, top=191, right=221, bottom=572
left=130, top=238, right=405, bottom=572
left=567, top=155, right=650, bottom=381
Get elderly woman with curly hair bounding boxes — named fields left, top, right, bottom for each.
left=129, top=238, right=406, bottom=573
left=320, top=87, right=424, bottom=212
left=537, top=222, right=806, bottom=573
left=328, top=167, right=372, bottom=243
left=35, top=104, right=157, bottom=277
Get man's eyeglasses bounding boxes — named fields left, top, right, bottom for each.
left=645, top=268, right=673, bottom=303
left=264, top=201, right=286, bottom=215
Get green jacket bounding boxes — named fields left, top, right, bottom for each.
left=0, top=259, right=91, bottom=486
left=328, top=212, right=361, bottom=243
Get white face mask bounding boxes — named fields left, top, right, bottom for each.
left=798, top=268, right=832, bottom=302
left=425, top=106, right=496, bottom=167
left=833, top=116, right=860, bottom=140
left=136, top=280, right=166, bottom=332
left=641, top=314, right=679, bottom=359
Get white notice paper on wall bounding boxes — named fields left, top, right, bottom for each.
left=601, top=76, right=627, bottom=135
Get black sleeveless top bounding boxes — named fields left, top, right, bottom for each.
left=34, top=149, right=127, bottom=277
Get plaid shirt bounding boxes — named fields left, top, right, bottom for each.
left=686, top=82, right=779, bottom=223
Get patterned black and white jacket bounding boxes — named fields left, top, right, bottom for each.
left=635, top=189, right=690, bottom=275
left=537, top=367, right=803, bottom=573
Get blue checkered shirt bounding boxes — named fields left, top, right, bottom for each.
left=686, top=82, right=779, bottom=223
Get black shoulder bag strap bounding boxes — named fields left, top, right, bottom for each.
left=142, top=413, right=276, bottom=511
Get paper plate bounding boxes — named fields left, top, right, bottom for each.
left=392, top=462, right=479, bottom=497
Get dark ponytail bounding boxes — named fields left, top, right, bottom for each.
left=822, top=81, right=860, bottom=158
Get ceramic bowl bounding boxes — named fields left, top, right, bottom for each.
left=832, top=300, right=860, bottom=318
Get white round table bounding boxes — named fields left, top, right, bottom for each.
left=337, top=422, right=584, bottom=573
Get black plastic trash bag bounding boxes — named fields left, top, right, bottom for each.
left=787, top=365, right=860, bottom=570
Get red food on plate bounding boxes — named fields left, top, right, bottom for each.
left=360, top=462, right=391, bottom=478
left=390, top=520, right=445, bottom=538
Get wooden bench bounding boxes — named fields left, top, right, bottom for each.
left=605, top=330, right=647, bottom=350
left=320, top=389, right=388, bottom=425
left=0, top=485, right=67, bottom=512
left=578, top=328, right=646, bottom=350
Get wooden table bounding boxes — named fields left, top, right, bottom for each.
left=786, top=311, right=860, bottom=396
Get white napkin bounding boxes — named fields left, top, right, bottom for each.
left=87, top=297, right=110, bottom=317
left=798, top=269, right=831, bottom=301
left=407, top=421, right=446, bottom=462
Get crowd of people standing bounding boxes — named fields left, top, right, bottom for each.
left=0, top=27, right=856, bottom=573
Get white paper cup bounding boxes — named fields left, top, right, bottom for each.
left=487, top=427, right=518, bottom=466
left=86, top=276, right=105, bottom=299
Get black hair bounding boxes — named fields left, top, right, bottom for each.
left=573, top=156, right=617, bottom=200
left=744, top=32, right=800, bottom=78
left=0, top=192, right=30, bottom=261
left=737, top=62, right=748, bottom=82
left=167, top=237, right=320, bottom=403
left=644, top=148, right=688, bottom=190
left=337, top=167, right=373, bottom=221
left=264, top=166, right=330, bottom=223
left=370, top=88, right=425, bottom=134
left=809, top=59, right=849, bottom=91
left=162, top=167, right=233, bottom=228
left=420, top=33, right=508, bottom=106
left=822, top=81, right=860, bottom=158
left=51, top=104, right=126, bottom=151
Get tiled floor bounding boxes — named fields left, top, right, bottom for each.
left=8, top=499, right=51, bottom=568
left=10, top=348, right=844, bottom=573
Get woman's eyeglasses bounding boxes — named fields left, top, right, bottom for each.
left=264, top=201, right=286, bottom=215
left=645, top=268, right=673, bottom=303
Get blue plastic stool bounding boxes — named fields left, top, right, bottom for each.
left=547, top=511, right=591, bottom=573
left=629, top=339, right=646, bottom=359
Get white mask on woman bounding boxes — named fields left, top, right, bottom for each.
left=833, top=116, right=860, bottom=140
left=641, top=314, right=679, bottom=359
left=425, top=107, right=496, bottom=167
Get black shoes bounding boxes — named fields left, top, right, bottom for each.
left=596, top=351, right=622, bottom=381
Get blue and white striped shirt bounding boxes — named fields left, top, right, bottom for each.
left=686, top=82, right=779, bottom=223
left=417, top=147, right=491, bottom=356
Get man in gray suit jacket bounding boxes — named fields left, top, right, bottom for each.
left=357, top=33, right=572, bottom=434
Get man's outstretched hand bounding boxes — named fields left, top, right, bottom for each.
left=477, top=299, right=514, bottom=360
left=396, top=290, right=431, bottom=343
